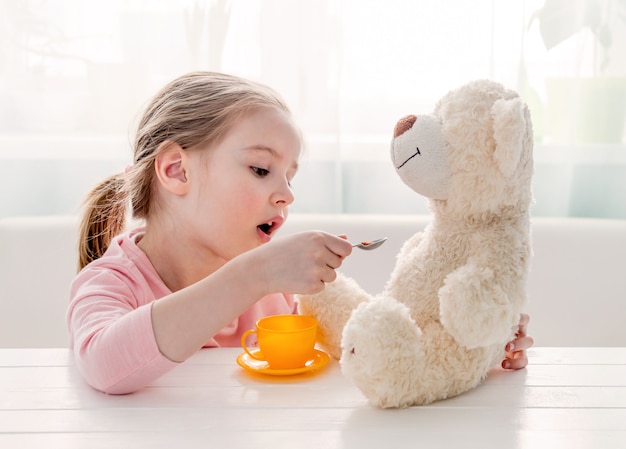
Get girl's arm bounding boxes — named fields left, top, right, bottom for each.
left=69, top=231, right=351, bottom=393
left=68, top=270, right=179, bottom=394
left=151, top=231, right=353, bottom=363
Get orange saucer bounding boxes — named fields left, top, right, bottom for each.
left=236, top=349, right=330, bottom=376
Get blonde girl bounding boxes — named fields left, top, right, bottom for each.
left=68, top=72, right=352, bottom=393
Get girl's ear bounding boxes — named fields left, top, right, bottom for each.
left=154, top=142, right=189, bottom=196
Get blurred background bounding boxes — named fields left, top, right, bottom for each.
left=1, top=0, right=625, bottom=218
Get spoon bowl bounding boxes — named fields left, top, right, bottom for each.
left=352, top=237, right=387, bottom=250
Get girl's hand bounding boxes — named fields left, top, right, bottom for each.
left=502, top=313, right=533, bottom=370
left=254, top=231, right=353, bottom=296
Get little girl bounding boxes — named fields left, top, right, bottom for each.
left=67, top=72, right=532, bottom=394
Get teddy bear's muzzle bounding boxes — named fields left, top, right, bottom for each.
left=393, top=114, right=417, bottom=138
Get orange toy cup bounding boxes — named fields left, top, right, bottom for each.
left=241, top=315, right=318, bottom=370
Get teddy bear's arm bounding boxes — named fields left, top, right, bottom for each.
left=438, top=264, right=521, bottom=349
left=297, top=272, right=372, bottom=359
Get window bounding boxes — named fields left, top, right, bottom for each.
left=1, top=0, right=624, bottom=218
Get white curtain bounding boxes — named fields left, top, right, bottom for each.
left=1, top=0, right=625, bottom=218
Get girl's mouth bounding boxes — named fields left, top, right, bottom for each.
left=257, top=215, right=284, bottom=238
left=258, top=222, right=273, bottom=235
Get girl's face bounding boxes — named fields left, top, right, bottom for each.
left=181, top=107, right=301, bottom=261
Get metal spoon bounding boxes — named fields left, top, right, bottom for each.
left=352, top=237, right=387, bottom=250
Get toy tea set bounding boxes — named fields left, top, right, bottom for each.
left=237, top=314, right=330, bottom=376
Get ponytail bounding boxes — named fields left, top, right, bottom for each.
left=77, top=173, right=128, bottom=271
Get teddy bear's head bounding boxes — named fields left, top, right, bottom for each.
left=391, top=80, right=534, bottom=218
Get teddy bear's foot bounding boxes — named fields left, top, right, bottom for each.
left=340, top=296, right=434, bottom=408
left=439, top=265, right=518, bottom=349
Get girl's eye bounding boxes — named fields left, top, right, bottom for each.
left=251, top=166, right=269, bottom=177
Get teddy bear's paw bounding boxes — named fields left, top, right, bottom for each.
left=298, top=273, right=368, bottom=314
left=439, top=266, right=517, bottom=348
left=340, top=296, right=429, bottom=408
left=297, top=272, right=373, bottom=359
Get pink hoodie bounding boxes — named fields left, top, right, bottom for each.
left=67, top=228, right=296, bottom=394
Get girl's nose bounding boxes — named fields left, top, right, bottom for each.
left=272, top=180, right=295, bottom=206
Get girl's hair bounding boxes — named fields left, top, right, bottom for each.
left=78, top=71, right=291, bottom=271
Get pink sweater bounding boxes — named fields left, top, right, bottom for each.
left=67, top=228, right=296, bottom=394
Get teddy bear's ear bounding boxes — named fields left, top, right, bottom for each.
left=491, top=97, right=529, bottom=177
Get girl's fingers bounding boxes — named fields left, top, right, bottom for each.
left=502, top=351, right=528, bottom=370
left=326, top=235, right=353, bottom=258
left=502, top=313, right=533, bottom=371
left=510, top=335, right=534, bottom=352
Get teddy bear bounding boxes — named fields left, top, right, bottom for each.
left=297, top=79, right=534, bottom=408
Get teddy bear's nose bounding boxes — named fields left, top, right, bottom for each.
left=393, top=115, right=417, bottom=138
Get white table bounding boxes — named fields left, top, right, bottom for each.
left=1, top=347, right=626, bottom=448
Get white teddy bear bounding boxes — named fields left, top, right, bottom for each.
left=298, top=79, right=534, bottom=408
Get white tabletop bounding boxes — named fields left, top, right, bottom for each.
left=1, top=347, right=626, bottom=448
